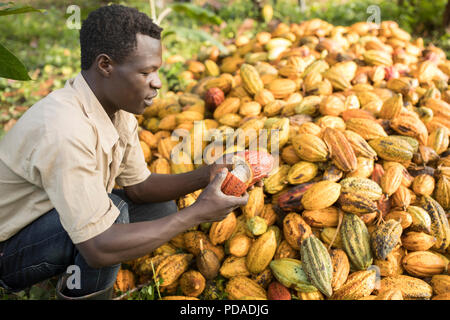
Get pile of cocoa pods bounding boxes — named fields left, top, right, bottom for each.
left=114, top=19, right=450, bottom=300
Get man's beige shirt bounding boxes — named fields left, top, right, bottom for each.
left=0, top=73, right=151, bottom=244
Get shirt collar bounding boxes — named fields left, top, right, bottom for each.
left=67, top=72, right=119, bottom=152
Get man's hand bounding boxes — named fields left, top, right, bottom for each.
left=207, top=153, right=264, bottom=189
left=193, top=168, right=249, bottom=223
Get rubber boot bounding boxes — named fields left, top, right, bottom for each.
left=55, top=273, right=113, bottom=300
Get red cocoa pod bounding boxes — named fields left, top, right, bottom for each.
left=267, top=281, right=291, bottom=300
left=204, top=87, right=225, bottom=112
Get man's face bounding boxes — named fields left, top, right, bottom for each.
left=107, top=33, right=162, bottom=115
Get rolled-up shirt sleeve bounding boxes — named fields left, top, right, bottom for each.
left=27, top=127, right=120, bottom=244
left=115, top=117, right=151, bottom=187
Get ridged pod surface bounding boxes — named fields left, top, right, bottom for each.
left=269, top=258, right=317, bottom=292
left=368, top=136, right=414, bottom=162
left=225, top=276, right=267, bottom=300
left=339, top=177, right=383, bottom=201
left=300, top=235, right=334, bottom=297
left=340, top=213, right=373, bottom=270
left=377, top=275, right=433, bottom=300
left=419, top=196, right=450, bottom=252
left=322, top=127, right=357, bottom=172
left=331, top=270, right=377, bottom=300
left=301, top=181, right=341, bottom=210
left=329, top=249, right=350, bottom=291
left=246, top=229, right=278, bottom=274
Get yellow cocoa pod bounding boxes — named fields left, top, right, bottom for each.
left=316, top=115, right=346, bottom=132
left=157, top=137, right=179, bottom=161
left=282, top=212, right=312, bottom=250
left=430, top=275, right=450, bottom=295
left=267, top=78, right=297, bottom=99
left=281, top=145, right=302, bottom=165
left=412, top=174, right=435, bottom=196
left=402, top=251, right=447, bottom=278
left=274, top=240, right=299, bottom=260
left=296, top=290, right=325, bottom=300
left=139, top=129, right=158, bottom=149
left=218, top=113, right=242, bottom=128
left=323, top=127, right=358, bottom=172
left=346, top=157, right=374, bottom=179
left=220, top=256, right=251, bottom=278
left=153, top=243, right=177, bottom=256
left=323, top=68, right=352, bottom=91
left=329, top=249, right=350, bottom=291
left=301, top=181, right=341, bottom=210
left=287, top=161, right=318, bottom=184
left=385, top=210, right=412, bottom=229
left=150, top=157, right=171, bottom=174
left=390, top=115, right=428, bottom=145
left=246, top=216, right=268, bottom=237
left=380, top=162, right=405, bottom=196
left=376, top=289, right=403, bottom=300
left=170, top=151, right=194, bottom=174
left=291, top=133, right=329, bottom=162
left=240, top=63, right=264, bottom=96
left=331, top=270, right=377, bottom=300
left=320, top=227, right=343, bottom=249
left=175, top=110, right=204, bottom=125
left=263, top=165, right=290, bottom=194
left=246, top=229, right=278, bottom=274
left=209, top=212, right=237, bottom=245
left=428, top=127, right=449, bottom=155
left=213, top=97, right=241, bottom=120
left=343, top=130, right=378, bottom=160
left=379, top=93, right=403, bottom=119
left=225, top=276, right=267, bottom=300
left=242, top=186, right=265, bottom=219
left=363, top=50, right=393, bottom=66
left=228, top=234, right=253, bottom=257
left=435, top=176, right=450, bottom=210
left=155, top=253, right=194, bottom=287
left=377, top=275, right=433, bottom=299
left=260, top=204, right=277, bottom=227
left=297, top=122, right=323, bottom=136
left=239, top=101, right=262, bottom=117
left=302, top=207, right=341, bottom=228
left=263, top=100, right=284, bottom=117
left=392, top=185, right=412, bottom=210
left=401, top=232, right=437, bottom=251
left=345, top=118, right=387, bottom=140
left=179, top=270, right=206, bottom=297
left=319, top=94, right=346, bottom=116
left=140, top=140, right=152, bottom=163
left=255, top=89, right=275, bottom=106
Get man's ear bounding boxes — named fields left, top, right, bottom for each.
left=95, top=54, right=114, bottom=77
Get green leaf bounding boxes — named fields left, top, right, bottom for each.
left=0, top=4, right=42, bottom=16
left=0, top=42, right=31, bottom=80
left=170, top=3, right=222, bottom=25
left=162, top=27, right=229, bottom=55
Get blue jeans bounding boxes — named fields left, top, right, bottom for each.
left=0, top=189, right=178, bottom=297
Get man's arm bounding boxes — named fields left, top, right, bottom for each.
left=76, top=169, right=248, bottom=268
left=123, top=165, right=211, bottom=204
left=123, top=156, right=234, bottom=204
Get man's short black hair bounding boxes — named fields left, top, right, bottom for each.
left=80, top=4, right=163, bottom=70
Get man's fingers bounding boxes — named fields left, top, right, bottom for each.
left=235, top=191, right=249, bottom=206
